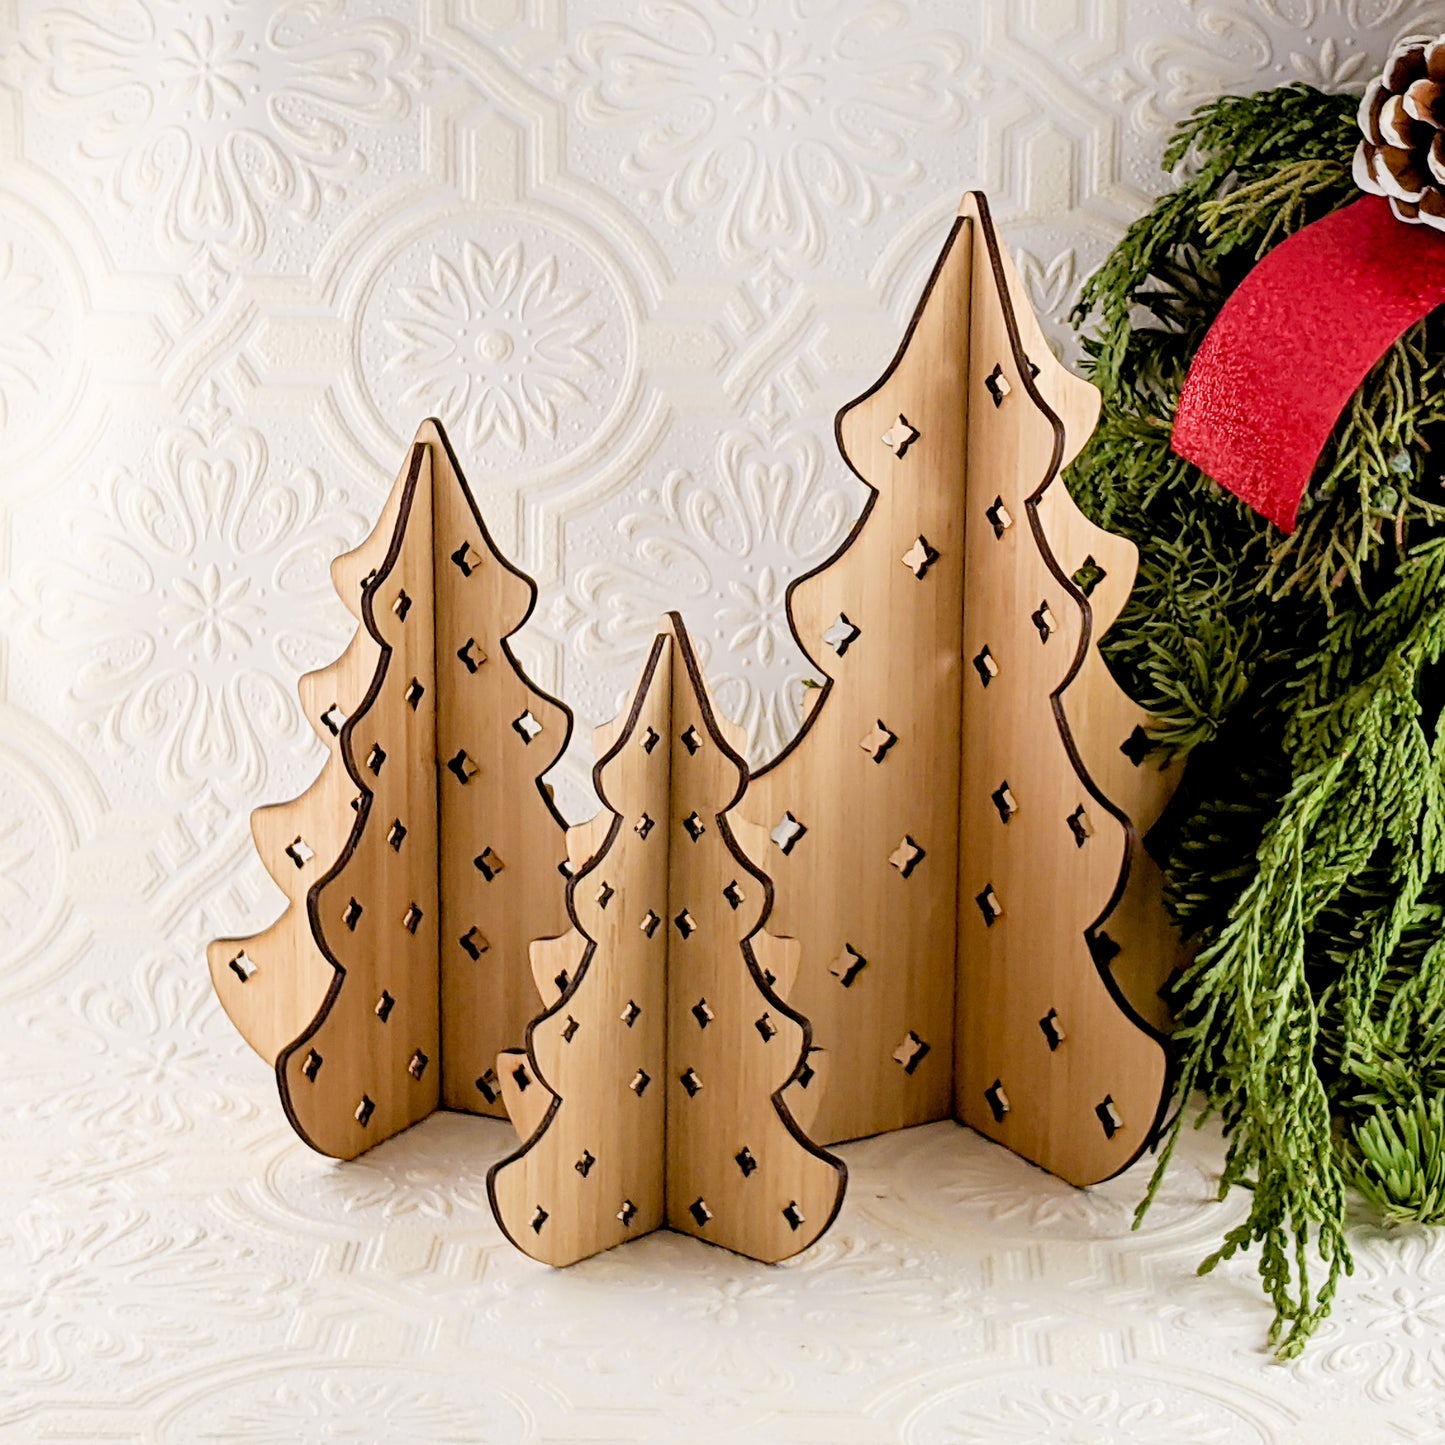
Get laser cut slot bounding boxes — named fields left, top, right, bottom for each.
left=829, top=944, right=868, bottom=988
left=285, top=836, right=315, bottom=868
left=403, top=677, right=424, bottom=709
left=1071, top=556, right=1106, bottom=597
left=617, top=1200, right=638, bottom=1227
left=634, top=813, right=655, bottom=840
left=972, top=645, right=998, bottom=686
left=342, top=898, right=363, bottom=931
left=823, top=614, right=862, bottom=657
left=640, top=726, right=660, bottom=754
left=975, top=885, right=1002, bottom=926
left=984, top=1079, right=1010, bottom=1122
left=365, top=744, right=386, bottom=775
left=679, top=1068, right=702, bottom=1097
left=621, top=1000, right=642, bottom=1027
left=459, top=926, right=488, bottom=960
left=770, top=812, right=807, bottom=854
left=860, top=721, right=896, bottom=762
left=512, top=710, right=543, bottom=744
left=1066, top=805, right=1093, bottom=847
left=228, top=951, right=258, bottom=983
left=401, top=903, right=423, bottom=934
left=683, top=811, right=706, bottom=841
left=457, top=638, right=485, bottom=672
left=1039, top=1009, right=1065, bottom=1051
left=881, top=413, right=920, bottom=457
left=474, top=848, right=504, bottom=881
left=391, top=590, right=412, bottom=621
left=320, top=703, right=346, bottom=735
left=755, top=1013, right=778, bottom=1042
left=374, top=991, right=395, bottom=1022
left=688, top=1198, right=712, bottom=1227
left=447, top=750, right=479, bottom=785
left=476, top=1069, right=499, bottom=1104
left=1096, top=1096, right=1123, bottom=1138
left=735, top=1147, right=757, bottom=1177
left=990, top=782, right=1017, bottom=823
left=680, top=726, right=701, bottom=755
left=387, top=819, right=407, bottom=851
left=674, top=909, right=697, bottom=939
left=575, top=1150, right=595, bottom=1178
left=355, top=1095, right=376, bottom=1127
left=531, top=1206, right=548, bottom=1234
left=888, top=836, right=925, bottom=878
left=782, top=1201, right=805, bottom=1231
left=640, top=910, right=661, bottom=938
left=723, top=880, right=744, bottom=910
left=408, top=1049, right=429, bottom=1080
left=594, top=881, right=615, bottom=910
left=985, top=496, right=1013, bottom=537
left=796, top=1051, right=817, bottom=1088
left=892, top=1031, right=930, bottom=1074
left=629, top=1069, right=651, bottom=1097
left=1031, top=601, right=1057, bottom=641
left=1120, top=725, right=1153, bottom=766
left=512, top=1063, right=532, bottom=1091
left=902, top=535, right=939, bottom=579
left=451, top=540, right=482, bottom=576
left=984, top=362, right=1012, bottom=406
left=301, top=1049, right=323, bottom=1081
left=561, top=1016, right=580, bottom=1043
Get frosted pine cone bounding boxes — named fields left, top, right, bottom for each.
left=1354, top=34, right=1445, bottom=231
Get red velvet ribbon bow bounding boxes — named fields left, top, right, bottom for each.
left=1170, top=195, right=1445, bottom=532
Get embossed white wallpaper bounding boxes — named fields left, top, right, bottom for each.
left=2, top=3, right=1442, bottom=1441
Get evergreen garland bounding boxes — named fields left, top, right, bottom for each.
left=1069, top=83, right=1445, bottom=1355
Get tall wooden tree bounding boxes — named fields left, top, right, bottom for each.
left=207, top=419, right=572, bottom=1157
left=489, top=613, right=845, bottom=1265
left=742, top=193, right=1182, bottom=1184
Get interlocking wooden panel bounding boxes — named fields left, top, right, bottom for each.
left=742, top=193, right=1182, bottom=1183
left=207, top=420, right=572, bottom=1157
left=489, top=614, right=846, bottom=1264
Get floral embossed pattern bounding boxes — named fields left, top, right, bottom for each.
left=358, top=221, right=630, bottom=468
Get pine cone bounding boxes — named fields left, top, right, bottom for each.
left=1354, top=34, right=1445, bottom=231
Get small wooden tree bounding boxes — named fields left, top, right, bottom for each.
left=207, top=419, right=572, bottom=1157
left=743, top=193, right=1182, bottom=1184
left=489, top=613, right=845, bottom=1265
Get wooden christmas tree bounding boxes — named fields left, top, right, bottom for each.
left=743, top=193, right=1182, bottom=1184
left=488, top=613, right=846, bottom=1265
left=207, top=419, right=573, bottom=1158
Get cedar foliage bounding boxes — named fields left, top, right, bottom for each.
left=1069, top=83, right=1445, bottom=1355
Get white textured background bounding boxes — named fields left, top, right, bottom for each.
left=3, top=3, right=1443, bottom=1440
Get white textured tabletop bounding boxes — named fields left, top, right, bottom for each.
left=6, top=1020, right=1437, bottom=1443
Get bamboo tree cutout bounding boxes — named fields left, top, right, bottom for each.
left=206, top=446, right=420, bottom=1072
left=489, top=614, right=846, bottom=1265
left=207, top=419, right=572, bottom=1157
left=742, top=192, right=1180, bottom=1184
left=952, top=193, right=1171, bottom=1185
left=425, top=420, right=573, bottom=1116
left=277, top=442, right=441, bottom=1157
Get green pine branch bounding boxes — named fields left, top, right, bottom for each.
left=1070, top=83, right=1445, bottom=1355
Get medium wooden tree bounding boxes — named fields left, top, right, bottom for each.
left=489, top=613, right=845, bottom=1265
left=207, top=419, right=572, bottom=1157
left=742, top=193, right=1182, bottom=1184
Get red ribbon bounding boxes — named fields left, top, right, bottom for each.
left=1171, top=195, right=1445, bottom=532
